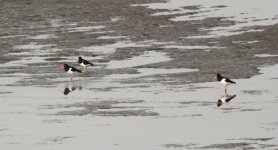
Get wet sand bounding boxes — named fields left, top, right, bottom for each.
left=0, top=0, right=278, bottom=149
left=1, top=63, right=278, bottom=149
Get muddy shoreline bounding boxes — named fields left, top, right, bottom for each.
left=1, top=0, right=278, bottom=86
left=1, top=1, right=278, bottom=149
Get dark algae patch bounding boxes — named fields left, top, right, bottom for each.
left=43, top=100, right=159, bottom=117
left=200, top=142, right=253, bottom=149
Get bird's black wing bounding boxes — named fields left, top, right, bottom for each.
left=225, top=78, right=236, bottom=84
left=225, top=95, right=236, bottom=102
left=83, top=59, right=94, bottom=66
left=72, top=87, right=77, bottom=91
left=71, top=67, right=82, bottom=73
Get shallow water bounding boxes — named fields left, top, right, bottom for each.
left=0, top=62, right=277, bottom=149
left=1, top=0, right=278, bottom=149
left=106, top=51, right=171, bottom=69
left=105, top=68, right=198, bottom=79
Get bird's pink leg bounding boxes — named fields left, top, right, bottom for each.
left=224, top=85, right=228, bottom=95
left=70, top=74, right=74, bottom=81
left=84, top=67, right=88, bottom=78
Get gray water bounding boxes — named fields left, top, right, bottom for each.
left=1, top=0, right=278, bottom=149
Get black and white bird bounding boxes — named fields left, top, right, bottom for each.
left=217, top=94, right=236, bottom=107
left=213, top=73, right=236, bottom=94
left=77, top=56, right=94, bottom=73
left=58, top=63, right=82, bottom=81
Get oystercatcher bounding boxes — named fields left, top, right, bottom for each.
left=58, top=63, right=82, bottom=81
left=77, top=56, right=94, bottom=73
left=217, top=94, right=236, bottom=107
left=213, top=73, right=236, bottom=94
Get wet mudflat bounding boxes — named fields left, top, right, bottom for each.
left=0, top=0, right=278, bottom=149
left=1, top=64, right=278, bottom=150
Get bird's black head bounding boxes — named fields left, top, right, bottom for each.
left=64, top=63, right=68, bottom=67
left=213, top=73, right=222, bottom=81
left=63, top=63, right=70, bottom=71
left=78, top=56, right=83, bottom=63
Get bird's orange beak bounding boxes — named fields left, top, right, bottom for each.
left=212, top=74, right=218, bottom=81
left=57, top=64, right=64, bottom=71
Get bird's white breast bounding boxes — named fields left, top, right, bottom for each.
left=67, top=68, right=74, bottom=74
left=220, top=78, right=229, bottom=85
left=219, top=96, right=228, bottom=102
left=80, top=62, right=88, bottom=67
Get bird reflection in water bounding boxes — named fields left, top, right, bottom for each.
left=217, top=94, right=236, bottom=107
left=61, top=81, right=82, bottom=95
